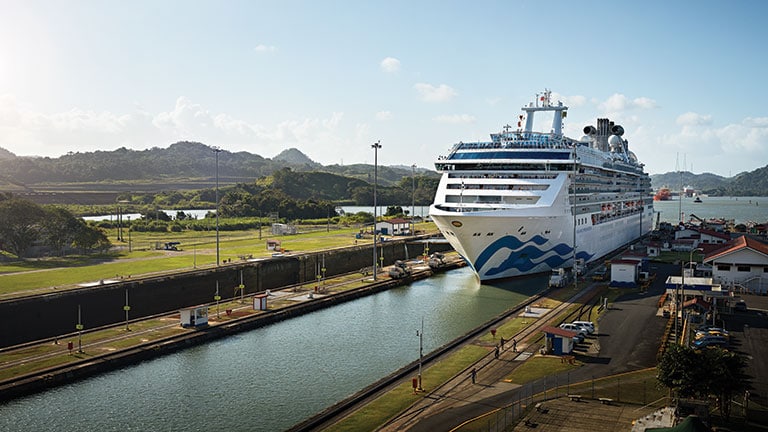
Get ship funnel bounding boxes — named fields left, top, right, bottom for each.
left=611, top=125, right=625, bottom=136
left=583, top=125, right=597, bottom=135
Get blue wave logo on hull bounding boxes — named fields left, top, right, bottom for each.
left=474, top=235, right=593, bottom=277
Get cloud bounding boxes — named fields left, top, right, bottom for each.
left=565, top=95, right=587, bottom=107
left=743, top=117, right=768, bottom=128
left=642, top=115, right=768, bottom=175
left=433, top=114, right=475, bottom=124
left=380, top=57, right=401, bottom=73
left=598, top=93, right=658, bottom=113
left=717, top=117, right=768, bottom=153
left=375, top=111, right=392, bottom=121
left=633, top=97, right=657, bottom=109
left=254, top=44, right=278, bottom=52
left=414, top=83, right=457, bottom=102
left=676, top=112, right=713, bottom=126
left=0, top=96, right=352, bottom=161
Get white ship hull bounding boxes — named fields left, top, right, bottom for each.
left=428, top=90, right=655, bottom=281
left=430, top=204, right=653, bottom=280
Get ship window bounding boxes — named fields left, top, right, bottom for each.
left=737, top=266, right=750, bottom=272
left=486, top=232, right=493, bottom=236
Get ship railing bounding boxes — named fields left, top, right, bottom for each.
left=447, top=133, right=573, bottom=155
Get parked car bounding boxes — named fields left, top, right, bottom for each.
left=559, top=323, right=587, bottom=337
left=692, top=337, right=728, bottom=349
left=734, top=301, right=747, bottom=312
left=572, top=321, right=595, bottom=334
left=696, top=325, right=729, bottom=336
left=695, top=329, right=729, bottom=340
left=591, top=269, right=608, bottom=281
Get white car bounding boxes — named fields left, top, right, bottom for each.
left=559, top=323, right=587, bottom=337
left=572, top=321, right=595, bottom=334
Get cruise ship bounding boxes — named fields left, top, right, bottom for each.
left=429, top=90, right=654, bottom=281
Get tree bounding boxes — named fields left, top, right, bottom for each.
left=386, top=206, right=403, bottom=216
left=657, top=344, right=701, bottom=398
left=41, top=206, right=84, bottom=256
left=72, top=222, right=110, bottom=254
left=0, top=197, right=46, bottom=257
left=702, top=347, right=748, bottom=421
left=657, top=344, right=749, bottom=420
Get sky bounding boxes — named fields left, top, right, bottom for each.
left=0, top=0, right=767, bottom=177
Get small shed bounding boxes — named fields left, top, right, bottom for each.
left=253, top=293, right=268, bottom=311
left=542, top=326, right=576, bottom=355
left=266, top=239, right=282, bottom=251
left=610, top=259, right=639, bottom=287
left=180, top=305, right=208, bottom=328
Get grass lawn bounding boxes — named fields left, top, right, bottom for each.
left=325, top=345, right=488, bottom=432
left=504, top=356, right=582, bottom=384
left=0, top=222, right=439, bottom=297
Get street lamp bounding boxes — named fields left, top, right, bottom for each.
left=677, top=246, right=703, bottom=344
left=689, top=247, right=703, bottom=275
left=416, top=318, right=424, bottom=391
left=116, top=203, right=122, bottom=241
left=372, top=140, right=381, bottom=280
left=127, top=216, right=132, bottom=252
left=411, top=164, right=416, bottom=237
left=211, top=146, right=223, bottom=266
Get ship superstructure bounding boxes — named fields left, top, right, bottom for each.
left=429, top=90, right=654, bottom=281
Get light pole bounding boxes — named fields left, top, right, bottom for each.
left=124, top=286, right=131, bottom=331
left=76, top=304, right=84, bottom=353
left=416, top=318, right=424, bottom=391
left=677, top=247, right=703, bottom=344
left=411, top=164, right=416, bottom=237
left=689, top=247, right=703, bottom=276
left=212, top=146, right=222, bottom=266
left=127, top=215, right=132, bottom=252
left=572, top=147, right=579, bottom=291
left=372, top=140, right=381, bottom=280
left=116, top=203, right=122, bottom=241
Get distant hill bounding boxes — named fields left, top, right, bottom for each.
left=0, top=142, right=437, bottom=190
left=651, top=165, right=768, bottom=196
left=651, top=171, right=729, bottom=192
left=0, top=147, right=15, bottom=160
left=272, top=148, right=322, bottom=169
left=725, top=165, right=768, bottom=196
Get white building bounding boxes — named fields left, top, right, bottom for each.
left=610, top=259, right=639, bottom=287
left=698, top=229, right=730, bottom=245
left=375, top=218, right=411, bottom=236
left=704, top=236, right=768, bottom=294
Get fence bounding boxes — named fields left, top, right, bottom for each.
left=456, top=368, right=668, bottom=432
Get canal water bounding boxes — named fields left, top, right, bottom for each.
left=651, top=196, right=765, bottom=225
left=0, top=268, right=547, bottom=432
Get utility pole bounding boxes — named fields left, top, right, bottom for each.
left=371, top=140, right=381, bottom=280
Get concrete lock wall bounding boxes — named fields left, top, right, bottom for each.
left=0, top=239, right=449, bottom=348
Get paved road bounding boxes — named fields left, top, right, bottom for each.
left=721, top=293, right=768, bottom=408
left=392, top=264, right=677, bottom=432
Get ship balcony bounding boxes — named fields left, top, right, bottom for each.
left=444, top=194, right=541, bottom=206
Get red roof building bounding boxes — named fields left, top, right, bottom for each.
left=704, top=236, right=768, bottom=294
